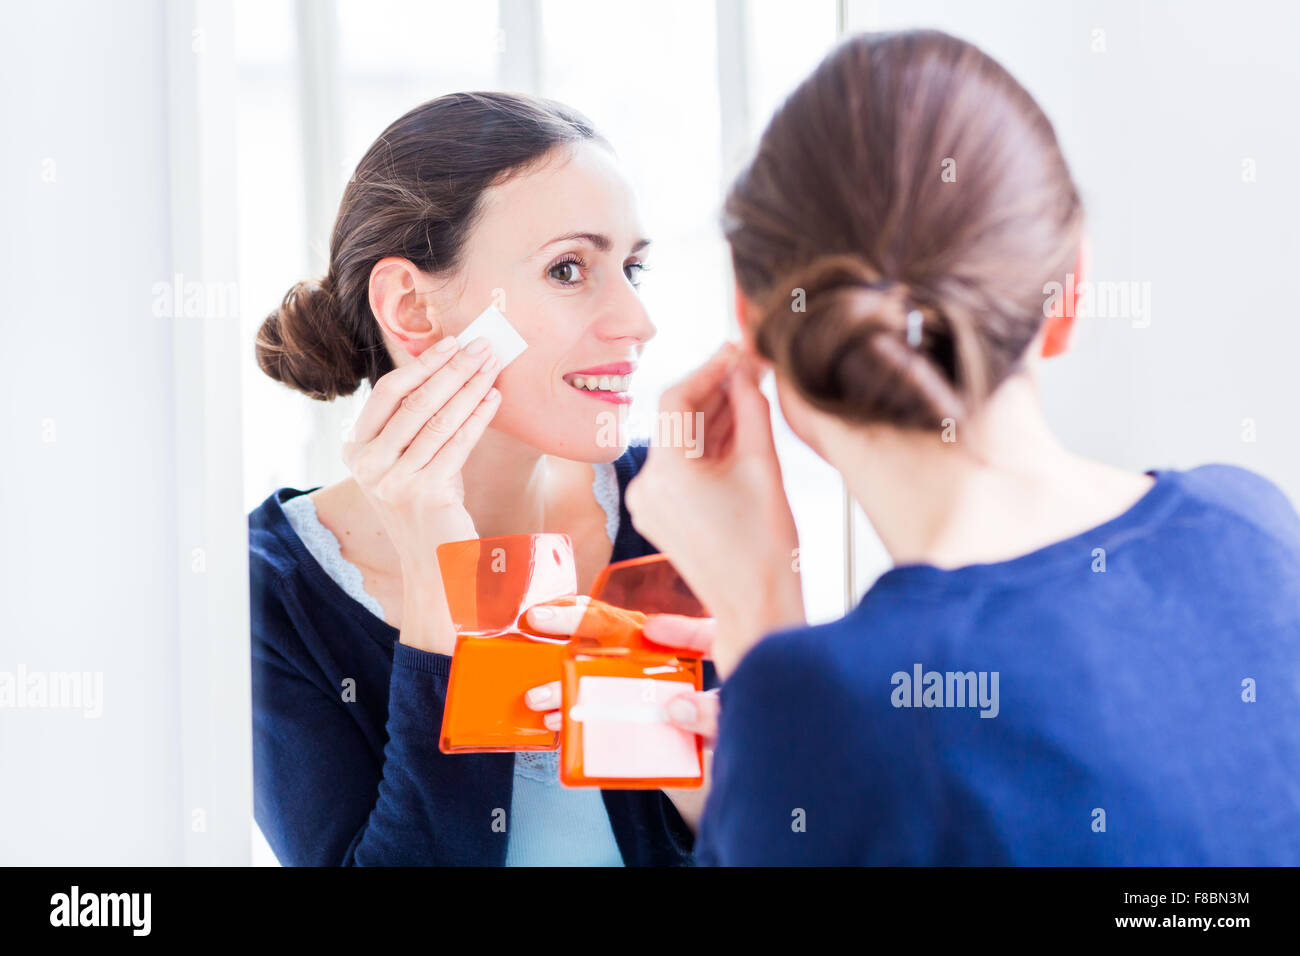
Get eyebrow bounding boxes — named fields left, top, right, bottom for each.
left=536, top=232, right=651, bottom=256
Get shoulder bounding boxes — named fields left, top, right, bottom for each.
left=1167, top=464, right=1300, bottom=557
left=249, top=488, right=309, bottom=585
left=248, top=488, right=317, bottom=649
left=718, top=614, right=913, bottom=759
left=1175, top=463, right=1297, bottom=520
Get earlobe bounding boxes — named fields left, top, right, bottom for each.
left=733, top=283, right=761, bottom=354
left=1040, top=311, right=1075, bottom=358
left=369, top=256, right=441, bottom=357
left=1041, top=236, right=1088, bottom=359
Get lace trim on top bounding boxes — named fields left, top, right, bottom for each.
left=281, top=494, right=388, bottom=623
left=591, top=461, right=619, bottom=546
left=514, top=748, right=560, bottom=780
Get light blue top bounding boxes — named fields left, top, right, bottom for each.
left=282, top=463, right=625, bottom=867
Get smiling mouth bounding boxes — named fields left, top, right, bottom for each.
left=564, top=373, right=631, bottom=392
left=562, top=365, right=635, bottom=404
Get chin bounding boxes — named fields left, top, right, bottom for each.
left=493, top=399, right=631, bottom=464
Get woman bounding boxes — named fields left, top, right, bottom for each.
left=249, top=92, right=714, bottom=866
left=627, top=31, right=1300, bottom=864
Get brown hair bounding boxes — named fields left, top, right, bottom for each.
left=256, top=92, right=606, bottom=400
left=724, top=30, right=1085, bottom=428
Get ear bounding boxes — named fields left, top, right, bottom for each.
left=1041, top=236, right=1089, bottom=359
left=733, top=281, right=760, bottom=353
left=369, top=257, right=443, bottom=358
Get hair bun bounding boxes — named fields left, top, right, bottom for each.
left=255, top=278, right=365, bottom=401
left=753, top=254, right=969, bottom=428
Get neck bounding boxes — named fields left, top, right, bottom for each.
left=459, top=425, right=550, bottom=540
left=820, top=373, right=1097, bottom=568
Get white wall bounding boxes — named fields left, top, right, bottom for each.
left=844, top=0, right=1300, bottom=506
left=0, top=0, right=250, bottom=865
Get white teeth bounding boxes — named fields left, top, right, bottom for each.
left=568, top=373, right=629, bottom=392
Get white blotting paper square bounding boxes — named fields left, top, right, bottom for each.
left=455, top=304, right=527, bottom=367
left=571, top=675, right=702, bottom=779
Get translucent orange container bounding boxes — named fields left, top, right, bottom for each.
left=435, top=535, right=709, bottom=785
left=437, top=534, right=576, bottom=754
left=436, top=533, right=576, bottom=636
left=440, top=634, right=570, bottom=753
left=559, top=645, right=705, bottom=788
left=558, top=552, right=709, bottom=788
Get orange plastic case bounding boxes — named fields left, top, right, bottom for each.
left=558, top=552, right=709, bottom=788
left=435, top=534, right=709, bottom=790
left=437, top=534, right=576, bottom=753
left=559, top=647, right=704, bottom=788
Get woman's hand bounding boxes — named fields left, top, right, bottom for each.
left=522, top=608, right=720, bottom=832
left=343, top=335, right=503, bottom=653
left=624, top=344, right=805, bottom=678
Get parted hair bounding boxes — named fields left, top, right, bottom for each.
left=723, top=30, right=1085, bottom=428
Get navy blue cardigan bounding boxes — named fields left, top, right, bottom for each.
left=249, top=444, right=710, bottom=866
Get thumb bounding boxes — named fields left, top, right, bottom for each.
left=666, top=689, right=720, bottom=746
left=727, top=359, right=778, bottom=458
left=643, top=614, right=715, bottom=653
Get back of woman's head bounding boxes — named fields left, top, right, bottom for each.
left=256, top=92, right=605, bottom=400
left=724, top=30, right=1084, bottom=429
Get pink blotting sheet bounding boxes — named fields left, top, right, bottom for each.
left=571, top=676, right=702, bottom=779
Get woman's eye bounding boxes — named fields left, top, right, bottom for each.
left=624, top=261, right=647, bottom=287
left=548, top=260, right=583, bottom=284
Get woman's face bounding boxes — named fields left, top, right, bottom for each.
left=426, top=141, right=656, bottom=463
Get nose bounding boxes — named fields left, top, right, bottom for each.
left=593, top=277, right=656, bottom=347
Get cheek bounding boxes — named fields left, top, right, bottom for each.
left=481, top=297, right=630, bottom=461
left=489, top=364, right=631, bottom=462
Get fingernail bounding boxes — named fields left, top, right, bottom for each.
left=482, top=354, right=501, bottom=374
left=544, top=712, right=563, bottom=731
left=526, top=685, right=553, bottom=706
left=486, top=387, right=501, bottom=402
left=465, top=337, right=490, bottom=355
left=434, top=335, right=458, bottom=352
left=530, top=605, right=554, bottom=621
left=668, top=697, right=697, bottom=724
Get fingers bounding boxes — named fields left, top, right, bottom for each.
left=346, top=336, right=459, bottom=449
left=526, top=679, right=564, bottom=733
left=659, top=342, right=739, bottom=418
left=524, top=681, right=562, bottom=712
left=642, top=614, right=716, bottom=653
left=403, top=359, right=504, bottom=478
left=425, top=385, right=502, bottom=477
left=374, top=339, right=499, bottom=473
left=530, top=684, right=720, bottom=741
left=725, top=355, right=778, bottom=457
left=666, top=689, right=720, bottom=746
left=697, top=381, right=736, bottom=461
left=524, top=598, right=591, bottom=636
